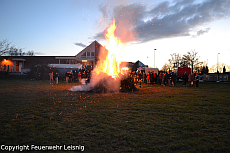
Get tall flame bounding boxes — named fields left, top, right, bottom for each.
left=94, top=18, right=122, bottom=79
left=69, top=19, right=126, bottom=92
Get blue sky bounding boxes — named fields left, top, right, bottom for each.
left=1, top=0, right=230, bottom=70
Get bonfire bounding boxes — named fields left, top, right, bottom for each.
left=69, top=19, right=137, bottom=93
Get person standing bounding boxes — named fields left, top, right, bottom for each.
left=134, top=71, right=137, bottom=85
left=150, top=72, right=154, bottom=85
left=164, top=72, right=168, bottom=86
left=54, top=72, right=59, bottom=84
left=182, top=72, right=187, bottom=87
left=153, top=72, right=156, bottom=84
left=188, top=74, right=192, bottom=87
left=162, top=73, right=165, bottom=86
left=137, top=72, right=140, bottom=83
left=191, top=73, right=194, bottom=87
left=74, top=70, right=78, bottom=82
left=69, top=70, right=73, bottom=83
left=147, top=72, right=150, bottom=85
left=65, top=71, right=69, bottom=83
left=195, top=73, right=199, bottom=88
left=138, top=72, right=142, bottom=88
left=49, top=72, right=53, bottom=84
left=159, top=72, right=162, bottom=85
left=171, top=72, right=174, bottom=87
left=142, top=72, right=146, bottom=84
left=185, top=72, right=188, bottom=87
left=168, top=72, right=171, bottom=87
left=78, top=71, right=81, bottom=83
left=155, top=73, right=158, bottom=84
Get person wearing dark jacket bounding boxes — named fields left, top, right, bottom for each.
left=69, top=70, right=73, bottom=83
left=74, top=70, right=78, bottom=82
left=65, top=71, right=69, bottom=83
left=195, top=73, right=199, bottom=88
left=159, top=73, right=162, bottom=85
left=168, top=72, right=171, bottom=87
left=182, top=72, right=187, bottom=87
left=54, top=72, right=59, bottom=84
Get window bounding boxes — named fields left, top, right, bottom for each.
left=91, top=52, right=95, bottom=57
left=81, top=52, right=86, bottom=58
left=87, top=52, right=90, bottom=57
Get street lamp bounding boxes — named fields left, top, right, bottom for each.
left=217, top=53, right=220, bottom=82
left=154, top=49, right=157, bottom=68
left=146, top=56, right=148, bottom=67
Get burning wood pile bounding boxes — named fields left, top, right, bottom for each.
left=69, top=19, right=137, bottom=93
left=87, top=73, right=138, bottom=93
left=120, top=75, right=138, bottom=92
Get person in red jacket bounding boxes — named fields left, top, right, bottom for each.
left=147, top=72, right=150, bottom=85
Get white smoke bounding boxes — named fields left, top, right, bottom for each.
left=69, top=48, right=128, bottom=92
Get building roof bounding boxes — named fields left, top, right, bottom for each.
left=48, top=64, right=82, bottom=69
left=12, top=58, right=26, bottom=61
left=55, top=57, right=76, bottom=60
left=76, top=40, right=105, bottom=58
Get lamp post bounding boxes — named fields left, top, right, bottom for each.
left=217, top=53, right=220, bottom=82
left=154, top=49, right=157, bottom=68
left=146, top=56, right=148, bottom=67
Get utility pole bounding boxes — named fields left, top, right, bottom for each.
left=154, top=49, right=156, bottom=68
left=217, top=53, right=220, bottom=82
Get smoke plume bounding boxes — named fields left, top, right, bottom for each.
left=69, top=47, right=128, bottom=93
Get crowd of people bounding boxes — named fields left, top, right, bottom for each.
left=187, top=72, right=200, bottom=88
left=49, top=71, right=60, bottom=84
left=49, top=68, right=199, bottom=88
left=129, top=71, right=177, bottom=87
left=49, top=68, right=91, bottom=84
left=128, top=71, right=200, bottom=88
left=65, top=69, right=91, bottom=84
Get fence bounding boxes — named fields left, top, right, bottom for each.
left=202, top=74, right=230, bottom=82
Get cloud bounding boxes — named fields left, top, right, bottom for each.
left=191, top=27, right=211, bottom=38
left=197, top=28, right=210, bottom=36
left=74, top=42, right=87, bottom=48
left=94, top=3, right=146, bottom=43
left=34, top=52, right=44, bottom=55
left=135, top=0, right=230, bottom=42
left=93, top=0, right=230, bottom=43
left=98, top=4, right=108, bottom=19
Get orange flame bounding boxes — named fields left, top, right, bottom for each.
left=94, top=18, right=122, bottom=79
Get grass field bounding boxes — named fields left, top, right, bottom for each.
left=0, top=78, right=230, bottom=152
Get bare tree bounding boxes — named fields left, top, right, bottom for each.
left=161, top=63, right=170, bottom=72
left=0, top=39, right=11, bottom=56
left=165, top=50, right=203, bottom=73
left=0, top=39, right=35, bottom=56
left=168, top=53, right=183, bottom=69
left=182, top=50, right=202, bottom=73
left=197, top=60, right=209, bottom=74
left=8, top=47, right=24, bottom=56
left=209, top=63, right=230, bottom=73
left=27, top=50, right=34, bottom=56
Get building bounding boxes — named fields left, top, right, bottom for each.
left=0, top=40, right=108, bottom=75
left=75, top=40, right=108, bottom=69
left=132, top=60, right=148, bottom=71
left=0, top=56, right=78, bottom=75
left=0, top=40, right=146, bottom=75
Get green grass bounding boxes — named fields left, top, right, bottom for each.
left=0, top=78, right=230, bottom=152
